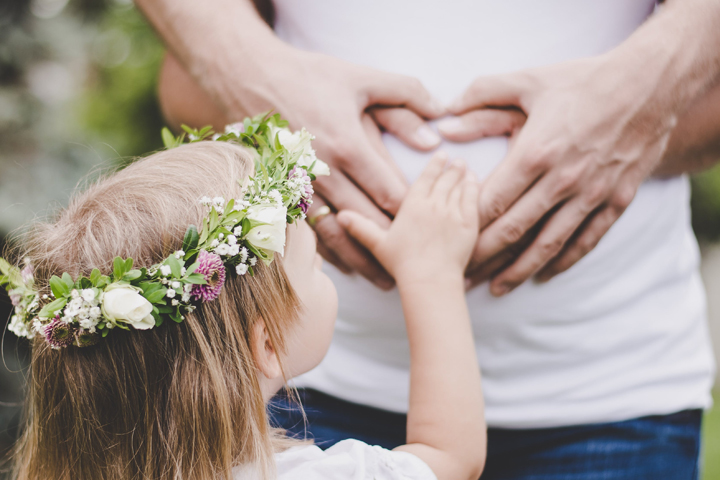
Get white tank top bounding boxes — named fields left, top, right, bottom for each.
left=274, top=0, right=716, bottom=428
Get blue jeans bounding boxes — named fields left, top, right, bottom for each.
left=269, top=389, right=702, bottom=480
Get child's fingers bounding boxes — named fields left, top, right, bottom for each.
left=433, top=158, right=466, bottom=199
left=336, top=210, right=386, bottom=254
left=413, top=151, right=449, bottom=197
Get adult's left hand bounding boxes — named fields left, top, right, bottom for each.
left=440, top=54, right=680, bottom=296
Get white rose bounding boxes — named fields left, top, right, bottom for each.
left=245, top=205, right=288, bottom=256
left=101, top=284, right=155, bottom=330
left=277, top=129, right=303, bottom=152
left=309, top=159, right=330, bottom=176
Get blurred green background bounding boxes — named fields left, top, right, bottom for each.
left=0, top=0, right=718, bottom=477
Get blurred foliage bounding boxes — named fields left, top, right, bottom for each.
left=692, top=167, right=720, bottom=242
left=702, top=390, right=720, bottom=480
left=0, top=0, right=164, bottom=235
left=79, top=2, right=165, bottom=161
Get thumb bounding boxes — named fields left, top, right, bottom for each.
left=336, top=210, right=386, bottom=253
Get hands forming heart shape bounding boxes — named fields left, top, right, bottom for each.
left=279, top=48, right=674, bottom=296
left=160, top=36, right=689, bottom=295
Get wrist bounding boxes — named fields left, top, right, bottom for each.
left=395, top=266, right=465, bottom=291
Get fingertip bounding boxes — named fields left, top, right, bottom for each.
left=335, top=210, right=352, bottom=228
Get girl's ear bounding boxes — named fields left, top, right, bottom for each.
left=252, top=320, right=282, bottom=381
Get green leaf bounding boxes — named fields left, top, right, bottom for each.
left=185, top=262, right=199, bottom=276
left=156, top=305, right=173, bottom=314
left=161, top=127, right=176, bottom=149
left=79, top=277, right=92, bottom=289
left=182, top=225, right=200, bottom=252
left=224, top=199, right=235, bottom=216
left=38, top=297, right=67, bottom=318
left=96, top=276, right=110, bottom=289
left=208, top=207, right=219, bottom=232
left=166, top=255, right=182, bottom=279
left=89, top=268, right=101, bottom=285
left=144, top=288, right=168, bottom=304
left=49, top=275, right=70, bottom=299
left=139, top=282, right=161, bottom=294
left=102, top=328, right=110, bottom=338
left=122, top=270, right=142, bottom=282
left=113, top=257, right=127, bottom=280
left=185, top=273, right=207, bottom=285
left=124, top=258, right=134, bottom=272
left=62, top=272, right=75, bottom=291
left=224, top=210, right=245, bottom=225
left=169, top=310, right=184, bottom=323
left=154, top=312, right=164, bottom=327
left=199, top=222, right=209, bottom=246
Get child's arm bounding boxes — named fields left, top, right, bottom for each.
left=337, top=152, right=485, bottom=480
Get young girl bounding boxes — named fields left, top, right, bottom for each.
left=2, top=116, right=485, bottom=480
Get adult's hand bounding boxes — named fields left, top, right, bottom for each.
left=439, top=0, right=720, bottom=296
left=139, top=0, right=445, bottom=289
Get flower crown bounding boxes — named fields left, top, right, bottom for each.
left=0, top=113, right=329, bottom=349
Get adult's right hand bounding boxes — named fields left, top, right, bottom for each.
left=212, top=45, right=445, bottom=289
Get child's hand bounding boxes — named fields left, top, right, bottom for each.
left=337, top=152, right=480, bottom=283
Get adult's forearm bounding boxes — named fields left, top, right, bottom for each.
left=607, top=0, right=720, bottom=132
left=135, top=0, right=284, bottom=115
left=654, top=81, right=720, bottom=177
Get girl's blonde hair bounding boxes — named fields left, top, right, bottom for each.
left=10, top=141, right=300, bottom=479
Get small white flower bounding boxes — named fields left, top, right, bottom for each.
left=166, top=289, right=176, bottom=298
left=89, top=306, right=101, bottom=319
left=210, top=239, right=220, bottom=248
left=181, top=293, right=191, bottom=303
left=233, top=226, right=243, bottom=236
left=71, top=289, right=80, bottom=299
left=184, top=284, right=193, bottom=293
left=160, top=265, right=172, bottom=277
left=41, top=294, right=49, bottom=300
left=227, top=235, right=237, bottom=245
left=171, top=299, right=179, bottom=306
left=211, top=133, right=221, bottom=141
left=249, top=257, right=257, bottom=266
left=268, top=190, right=283, bottom=205
left=215, top=243, right=230, bottom=256
left=229, top=244, right=240, bottom=257
left=213, top=197, right=225, bottom=208
left=218, top=233, right=225, bottom=240
left=174, top=250, right=185, bottom=259
left=199, top=196, right=212, bottom=206
left=180, top=267, right=187, bottom=276
left=81, top=289, right=96, bottom=303
left=171, top=281, right=182, bottom=290
left=235, top=264, right=248, bottom=275
left=239, top=247, right=249, bottom=263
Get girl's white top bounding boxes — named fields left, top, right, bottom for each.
left=233, top=440, right=436, bottom=480
left=273, top=0, right=716, bottom=428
